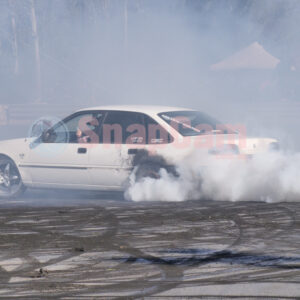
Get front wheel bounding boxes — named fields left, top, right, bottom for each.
left=0, top=158, right=26, bottom=198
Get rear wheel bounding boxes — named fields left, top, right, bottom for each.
left=0, top=158, right=26, bottom=198
left=132, top=149, right=179, bottom=182
left=135, top=163, right=161, bottom=181
left=134, top=163, right=178, bottom=182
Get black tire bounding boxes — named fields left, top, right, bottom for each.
left=0, top=157, right=26, bottom=199
left=132, top=149, right=179, bottom=182
left=134, top=163, right=179, bottom=182
left=135, top=163, right=162, bottom=181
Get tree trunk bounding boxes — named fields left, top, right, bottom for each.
left=124, top=0, right=128, bottom=51
left=9, top=0, right=19, bottom=75
left=102, top=0, right=108, bottom=19
left=30, top=0, right=42, bottom=103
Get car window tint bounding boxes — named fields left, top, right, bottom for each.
left=102, top=111, right=145, bottom=144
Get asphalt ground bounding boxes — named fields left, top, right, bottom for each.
left=0, top=125, right=300, bottom=299
left=0, top=190, right=299, bottom=299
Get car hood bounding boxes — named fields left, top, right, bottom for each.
left=0, top=137, right=31, bottom=147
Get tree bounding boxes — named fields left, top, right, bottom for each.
left=30, top=0, right=41, bottom=103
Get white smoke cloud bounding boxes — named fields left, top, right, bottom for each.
left=125, top=151, right=300, bottom=203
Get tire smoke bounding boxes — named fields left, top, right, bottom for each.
left=125, top=150, right=300, bottom=203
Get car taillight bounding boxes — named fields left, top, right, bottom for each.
left=209, top=144, right=240, bottom=155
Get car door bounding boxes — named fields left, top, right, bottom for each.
left=88, top=110, right=147, bottom=189
left=23, top=111, right=104, bottom=188
left=88, top=110, right=174, bottom=189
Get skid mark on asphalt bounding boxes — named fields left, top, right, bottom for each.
left=0, top=198, right=299, bottom=298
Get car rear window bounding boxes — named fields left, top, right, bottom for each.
left=158, top=111, right=235, bottom=136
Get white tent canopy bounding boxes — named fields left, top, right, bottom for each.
left=210, top=42, right=280, bottom=71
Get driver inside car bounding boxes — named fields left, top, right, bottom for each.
left=75, top=114, right=101, bottom=144
left=76, top=127, right=91, bottom=143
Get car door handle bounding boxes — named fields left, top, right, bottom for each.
left=128, top=148, right=138, bottom=155
left=78, top=147, right=87, bottom=154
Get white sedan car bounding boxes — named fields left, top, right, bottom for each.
left=0, top=105, right=278, bottom=198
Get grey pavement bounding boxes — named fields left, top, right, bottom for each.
left=0, top=190, right=299, bottom=299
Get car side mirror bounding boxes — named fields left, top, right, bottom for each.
left=30, top=129, right=55, bottom=149
left=41, top=129, right=56, bottom=143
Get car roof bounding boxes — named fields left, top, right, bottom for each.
left=77, top=105, right=194, bottom=115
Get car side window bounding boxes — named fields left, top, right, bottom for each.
left=44, top=112, right=104, bottom=144
left=102, top=111, right=146, bottom=144
left=144, top=115, right=174, bottom=144
left=100, top=111, right=173, bottom=145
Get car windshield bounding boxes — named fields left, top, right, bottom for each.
left=158, top=110, right=235, bottom=136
